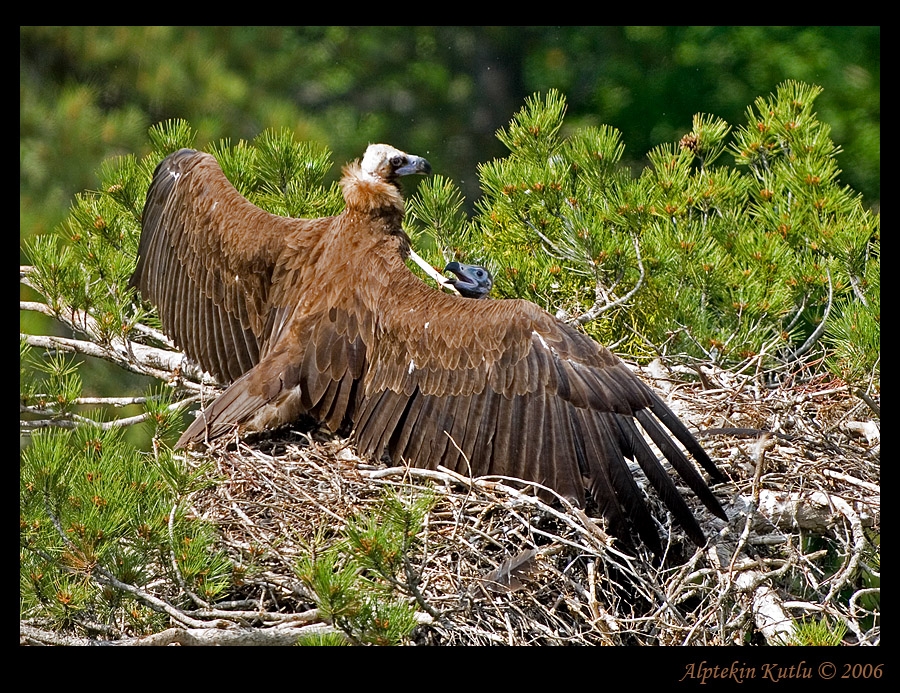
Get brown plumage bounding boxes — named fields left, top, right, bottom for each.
left=131, top=144, right=727, bottom=554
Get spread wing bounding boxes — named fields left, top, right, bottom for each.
left=351, top=274, right=727, bottom=553
left=178, top=258, right=727, bottom=554
left=130, top=148, right=323, bottom=382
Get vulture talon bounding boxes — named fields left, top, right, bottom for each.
left=130, top=142, right=727, bottom=555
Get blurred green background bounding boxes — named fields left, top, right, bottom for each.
left=21, top=26, right=879, bottom=245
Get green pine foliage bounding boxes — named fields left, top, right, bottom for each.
left=782, top=616, right=848, bottom=647
left=824, top=255, right=879, bottom=383
left=20, top=424, right=229, bottom=633
left=207, top=128, right=343, bottom=219
left=21, top=346, right=83, bottom=414
left=409, top=83, right=879, bottom=382
left=295, top=489, right=435, bottom=645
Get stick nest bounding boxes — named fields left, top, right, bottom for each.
left=180, top=362, right=879, bottom=646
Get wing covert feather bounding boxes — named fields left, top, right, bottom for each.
left=340, top=276, right=725, bottom=547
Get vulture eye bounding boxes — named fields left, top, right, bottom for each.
left=390, top=155, right=405, bottom=168
left=475, top=269, right=485, bottom=278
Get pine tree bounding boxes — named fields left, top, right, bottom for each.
left=408, top=83, right=879, bottom=385
left=20, top=84, right=879, bottom=643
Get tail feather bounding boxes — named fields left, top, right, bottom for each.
left=178, top=374, right=266, bottom=447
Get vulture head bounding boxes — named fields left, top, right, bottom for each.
left=341, top=144, right=431, bottom=217
left=444, top=262, right=493, bottom=299
left=360, top=143, right=432, bottom=185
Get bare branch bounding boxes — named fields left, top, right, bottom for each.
left=848, top=271, right=869, bottom=308
left=784, top=268, right=833, bottom=364
left=571, top=234, right=645, bottom=325
left=853, top=388, right=880, bottom=418
left=21, top=331, right=213, bottom=389
left=20, top=397, right=197, bottom=433
left=408, top=248, right=461, bottom=295
left=22, top=267, right=216, bottom=388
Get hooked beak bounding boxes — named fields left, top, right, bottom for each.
left=396, top=155, right=431, bottom=177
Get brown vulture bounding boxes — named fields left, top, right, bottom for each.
left=130, top=144, right=727, bottom=555
left=444, top=262, right=493, bottom=299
